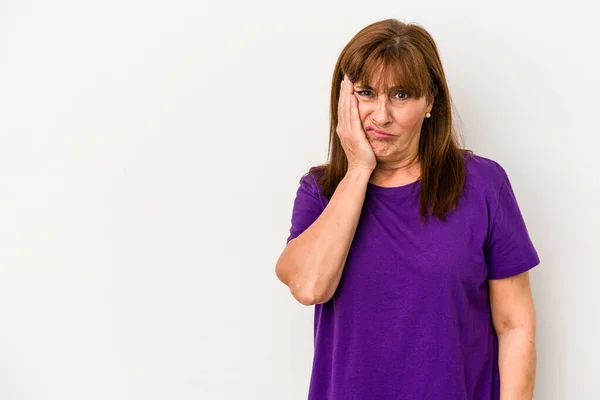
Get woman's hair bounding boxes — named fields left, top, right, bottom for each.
left=313, top=18, right=472, bottom=223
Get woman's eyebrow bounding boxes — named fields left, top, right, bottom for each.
left=354, top=84, right=405, bottom=91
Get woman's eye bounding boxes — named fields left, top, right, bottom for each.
left=355, top=90, right=408, bottom=100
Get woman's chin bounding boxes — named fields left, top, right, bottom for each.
left=370, top=142, right=394, bottom=157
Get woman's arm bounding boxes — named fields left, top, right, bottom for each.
left=275, top=167, right=372, bottom=305
left=489, top=271, right=537, bottom=399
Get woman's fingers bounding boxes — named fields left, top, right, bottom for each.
left=349, top=86, right=361, bottom=129
left=338, top=76, right=348, bottom=138
left=335, top=74, right=376, bottom=171
left=344, top=76, right=352, bottom=136
left=344, top=75, right=360, bottom=140
left=338, top=78, right=342, bottom=113
left=342, top=76, right=349, bottom=126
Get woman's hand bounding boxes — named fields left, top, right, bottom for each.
left=336, top=74, right=377, bottom=172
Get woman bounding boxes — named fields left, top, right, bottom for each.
left=275, top=19, right=540, bottom=400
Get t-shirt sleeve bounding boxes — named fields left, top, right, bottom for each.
left=286, top=169, right=326, bottom=244
left=484, top=166, right=540, bottom=279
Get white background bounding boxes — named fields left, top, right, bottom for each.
left=0, top=0, right=598, bottom=399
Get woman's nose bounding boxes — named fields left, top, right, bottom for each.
left=372, top=98, right=392, bottom=125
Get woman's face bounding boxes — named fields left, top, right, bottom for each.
left=354, top=69, right=433, bottom=163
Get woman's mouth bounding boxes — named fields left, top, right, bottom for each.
left=366, top=127, right=394, bottom=139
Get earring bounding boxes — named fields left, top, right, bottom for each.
left=426, top=112, right=431, bottom=118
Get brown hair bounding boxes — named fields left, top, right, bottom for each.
left=312, top=18, right=472, bottom=223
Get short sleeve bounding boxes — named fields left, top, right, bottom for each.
left=484, top=167, right=540, bottom=279
left=286, top=169, right=326, bottom=244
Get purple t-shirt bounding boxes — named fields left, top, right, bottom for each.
left=286, top=153, right=540, bottom=400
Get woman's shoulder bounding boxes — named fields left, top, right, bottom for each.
left=307, top=164, right=327, bottom=177
left=298, top=153, right=510, bottom=197
left=293, top=164, right=328, bottom=198
left=462, top=151, right=509, bottom=190
left=296, top=164, right=327, bottom=190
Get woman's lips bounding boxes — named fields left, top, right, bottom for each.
left=366, top=127, right=394, bottom=139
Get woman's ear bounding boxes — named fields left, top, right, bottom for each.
left=430, top=84, right=438, bottom=99
left=426, top=86, right=438, bottom=106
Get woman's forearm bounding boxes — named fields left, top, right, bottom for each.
left=276, top=167, right=372, bottom=305
left=498, top=327, right=537, bottom=399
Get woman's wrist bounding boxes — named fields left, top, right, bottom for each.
left=345, top=166, right=374, bottom=185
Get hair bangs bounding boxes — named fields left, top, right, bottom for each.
left=355, top=48, right=430, bottom=99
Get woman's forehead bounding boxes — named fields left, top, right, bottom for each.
left=356, top=67, right=404, bottom=89
left=355, top=76, right=404, bottom=90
